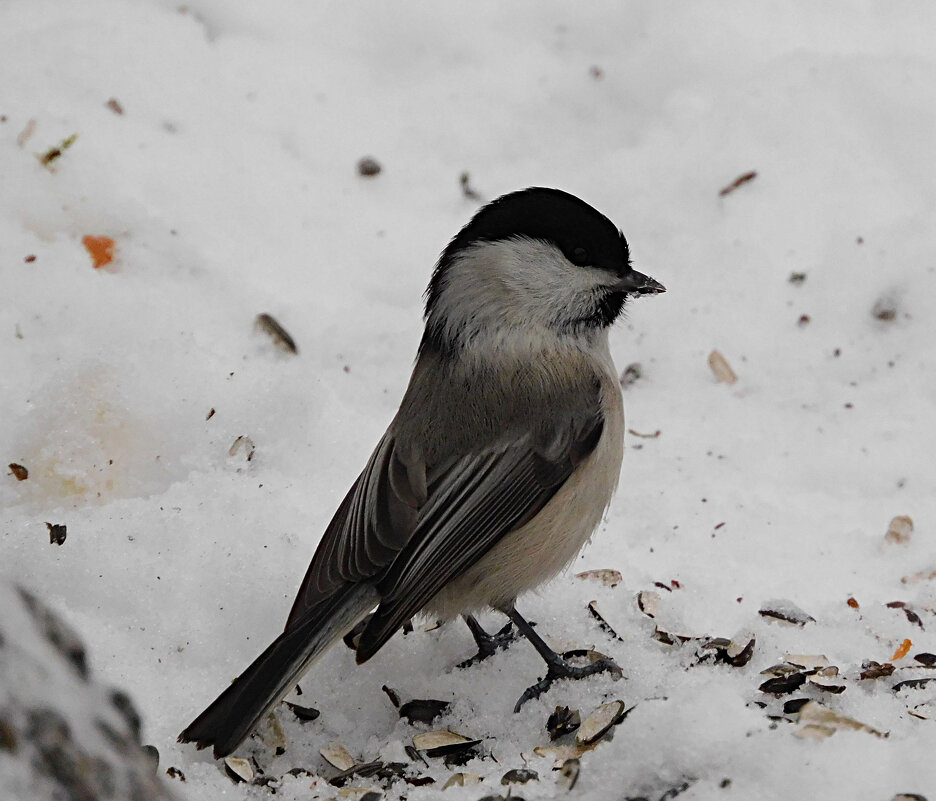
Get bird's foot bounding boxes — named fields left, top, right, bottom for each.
left=457, top=617, right=521, bottom=669
left=513, top=649, right=623, bottom=712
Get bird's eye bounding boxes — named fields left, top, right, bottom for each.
left=570, top=246, right=589, bottom=265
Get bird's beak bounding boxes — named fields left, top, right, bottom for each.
left=616, top=269, right=666, bottom=296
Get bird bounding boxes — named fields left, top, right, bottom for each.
left=178, top=187, right=665, bottom=758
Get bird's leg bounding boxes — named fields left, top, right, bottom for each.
left=456, top=614, right=520, bottom=668
left=505, top=605, right=623, bottom=712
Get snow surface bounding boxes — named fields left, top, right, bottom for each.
left=2, top=1, right=936, bottom=799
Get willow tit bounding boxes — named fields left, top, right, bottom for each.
left=179, top=187, right=665, bottom=758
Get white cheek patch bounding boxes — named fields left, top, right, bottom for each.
left=431, top=238, right=614, bottom=347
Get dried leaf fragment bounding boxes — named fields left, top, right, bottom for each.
left=892, top=639, right=913, bottom=661
left=8, top=463, right=28, bottom=481
left=708, top=350, right=738, bottom=384
left=82, top=235, right=116, bottom=269
left=885, top=515, right=914, bottom=545
left=575, top=568, right=622, bottom=588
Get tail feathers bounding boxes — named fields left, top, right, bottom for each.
left=178, top=583, right=379, bottom=759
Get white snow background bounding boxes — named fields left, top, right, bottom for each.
left=2, top=1, right=936, bottom=799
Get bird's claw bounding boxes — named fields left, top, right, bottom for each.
left=513, top=650, right=623, bottom=712
left=457, top=621, right=519, bottom=668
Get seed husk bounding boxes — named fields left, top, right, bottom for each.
left=223, top=757, right=254, bottom=783
left=575, top=700, right=627, bottom=745
left=321, top=742, right=356, bottom=772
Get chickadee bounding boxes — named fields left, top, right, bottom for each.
left=179, top=187, right=665, bottom=758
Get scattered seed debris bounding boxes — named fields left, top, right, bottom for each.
left=502, top=768, right=538, bottom=785
left=859, top=661, right=895, bottom=680
left=797, top=314, right=811, bottom=327
left=789, top=272, right=807, bottom=284
left=381, top=685, right=400, bottom=708
left=885, top=515, right=914, bottom=545
left=285, top=702, right=320, bottom=722
left=24, top=254, right=36, bottom=263
left=321, top=742, right=356, bottom=771
left=698, top=634, right=755, bottom=667
left=587, top=600, right=623, bottom=640
left=576, top=700, right=628, bottom=746
left=718, top=170, right=757, bottom=196
left=847, top=597, right=860, bottom=609
left=759, top=672, right=806, bottom=695
left=628, top=428, right=661, bottom=439
left=546, top=706, right=581, bottom=740
left=228, top=435, right=255, bottom=463
left=893, top=677, right=936, bottom=693
left=460, top=171, right=482, bottom=200
left=902, top=567, right=936, bottom=585
left=399, top=699, right=450, bottom=725
left=17, top=118, right=37, bottom=146
left=223, top=756, right=254, bottom=783
left=413, top=730, right=480, bottom=761
left=166, top=766, right=186, bottom=781
left=758, top=601, right=815, bottom=627
left=37, top=133, right=78, bottom=169
left=255, top=312, right=298, bottom=354
left=205, top=407, right=215, bottom=421
left=46, top=522, right=67, bottom=546
left=807, top=668, right=847, bottom=694
left=557, top=757, right=580, bottom=791
left=872, top=295, right=898, bottom=321
left=620, top=362, right=642, bottom=387
left=708, top=350, right=738, bottom=384
left=105, top=98, right=124, bottom=115
left=357, top=156, right=381, bottom=176
left=886, top=601, right=924, bottom=629
left=637, top=590, right=661, bottom=618
left=794, top=701, right=886, bottom=739
left=914, top=653, right=936, bottom=666
left=442, top=772, right=482, bottom=789
left=8, top=463, right=28, bottom=481
left=575, top=568, right=622, bottom=588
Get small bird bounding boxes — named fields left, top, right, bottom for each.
left=179, top=187, right=665, bottom=758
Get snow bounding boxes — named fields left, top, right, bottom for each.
left=2, top=1, right=935, bottom=799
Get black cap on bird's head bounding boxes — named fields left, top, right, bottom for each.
left=422, top=187, right=664, bottom=354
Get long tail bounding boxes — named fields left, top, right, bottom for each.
left=178, top=583, right=379, bottom=758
